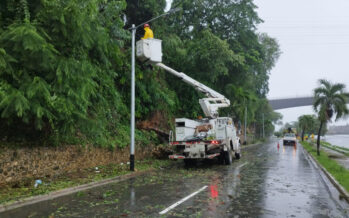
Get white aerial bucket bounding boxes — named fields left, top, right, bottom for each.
left=136, top=39, right=162, bottom=63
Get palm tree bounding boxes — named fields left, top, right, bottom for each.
left=298, top=115, right=316, bottom=141
left=313, top=79, right=349, bottom=155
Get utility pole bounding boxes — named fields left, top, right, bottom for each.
left=129, top=8, right=180, bottom=171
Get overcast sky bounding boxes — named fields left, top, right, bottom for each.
left=255, top=0, right=349, bottom=127
left=166, top=0, right=349, bottom=127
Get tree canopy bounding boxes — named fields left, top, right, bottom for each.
left=0, top=0, right=281, bottom=147
left=298, top=115, right=316, bottom=141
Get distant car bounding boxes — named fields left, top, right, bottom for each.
left=283, top=133, right=297, bottom=146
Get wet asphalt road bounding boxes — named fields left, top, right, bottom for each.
left=2, top=140, right=349, bottom=217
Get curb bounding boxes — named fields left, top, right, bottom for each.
left=301, top=144, right=349, bottom=204
left=0, top=170, right=151, bottom=213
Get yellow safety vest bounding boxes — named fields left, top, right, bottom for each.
left=142, top=27, right=154, bottom=39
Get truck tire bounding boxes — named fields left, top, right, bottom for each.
left=184, top=159, right=196, bottom=167
left=235, top=152, right=241, bottom=159
left=218, top=152, right=225, bottom=165
left=224, top=151, right=232, bottom=165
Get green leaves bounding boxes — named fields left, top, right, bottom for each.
left=0, top=0, right=282, bottom=144
left=26, top=77, right=50, bottom=99
left=154, top=2, right=280, bottom=131
left=0, top=88, right=29, bottom=118
left=0, top=0, right=129, bottom=145
left=313, top=79, right=349, bottom=122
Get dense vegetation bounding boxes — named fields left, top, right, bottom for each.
left=298, top=115, right=317, bottom=141
left=0, top=0, right=281, bottom=148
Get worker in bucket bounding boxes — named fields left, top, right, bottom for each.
left=141, top=23, right=154, bottom=39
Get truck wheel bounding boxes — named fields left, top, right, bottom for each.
left=224, top=151, right=232, bottom=165
left=235, top=152, right=241, bottom=159
left=218, top=152, right=225, bottom=165
left=184, top=159, right=196, bottom=167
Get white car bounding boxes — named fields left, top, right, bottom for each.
left=283, top=133, right=297, bottom=146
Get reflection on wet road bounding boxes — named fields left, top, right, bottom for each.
left=1, top=140, right=349, bottom=217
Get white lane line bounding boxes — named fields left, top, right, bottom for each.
left=237, top=162, right=248, bottom=169
left=159, top=186, right=208, bottom=215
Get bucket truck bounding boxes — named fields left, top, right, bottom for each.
left=136, top=39, right=241, bottom=165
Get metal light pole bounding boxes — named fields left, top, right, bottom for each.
left=130, top=24, right=136, bottom=171
left=129, top=8, right=181, bottom=171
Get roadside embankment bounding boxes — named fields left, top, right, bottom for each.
left=0, top=144, right=155, bottom=186
left=301, top=141, right=349, bottom=201
left=0, top=158, right=172, bottom=207
left=0, top=143, right=172, bottom=205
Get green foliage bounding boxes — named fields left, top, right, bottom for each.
left=274, top=131, right=282, bottom=138
left=0, top=0, right=129, bottom=146
left=0, top=0, right=282, bottom=146
left=253, top=99, right=282, bottom=137
left=162, top=0, right=281, bottom=131
left=298, top=115, right=316, bottom=141
left=303, top=117, right=327, bottom=136
left=125, top=0, right=166, bottom=29
left=313, top=79, right=349, bottom=122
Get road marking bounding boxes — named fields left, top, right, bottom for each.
left=237, top=162, right=248, bottom=169
left=159, top=186, right=208, bottom=215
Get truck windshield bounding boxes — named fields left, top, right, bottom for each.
left=284, top=133, right=295, bottom=137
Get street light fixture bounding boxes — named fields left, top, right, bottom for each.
left=128, top=8, right=181, bottom=171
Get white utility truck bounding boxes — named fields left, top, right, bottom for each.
left=137, top=39, right=241, bottom=165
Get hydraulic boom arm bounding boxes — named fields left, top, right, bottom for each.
left=156, top=63, right=230, bottom=118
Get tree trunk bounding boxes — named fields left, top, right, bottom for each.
left=316, top=121, right=323, bottom=156
left=301, top=128, right=305, bottom=142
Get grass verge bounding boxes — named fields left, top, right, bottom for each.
left=301, top=141, right=349, bottom=193
left=0, top=159, right=172, bottom=205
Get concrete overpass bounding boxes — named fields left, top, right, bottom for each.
left=268, top=96, right=314, bottom=110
